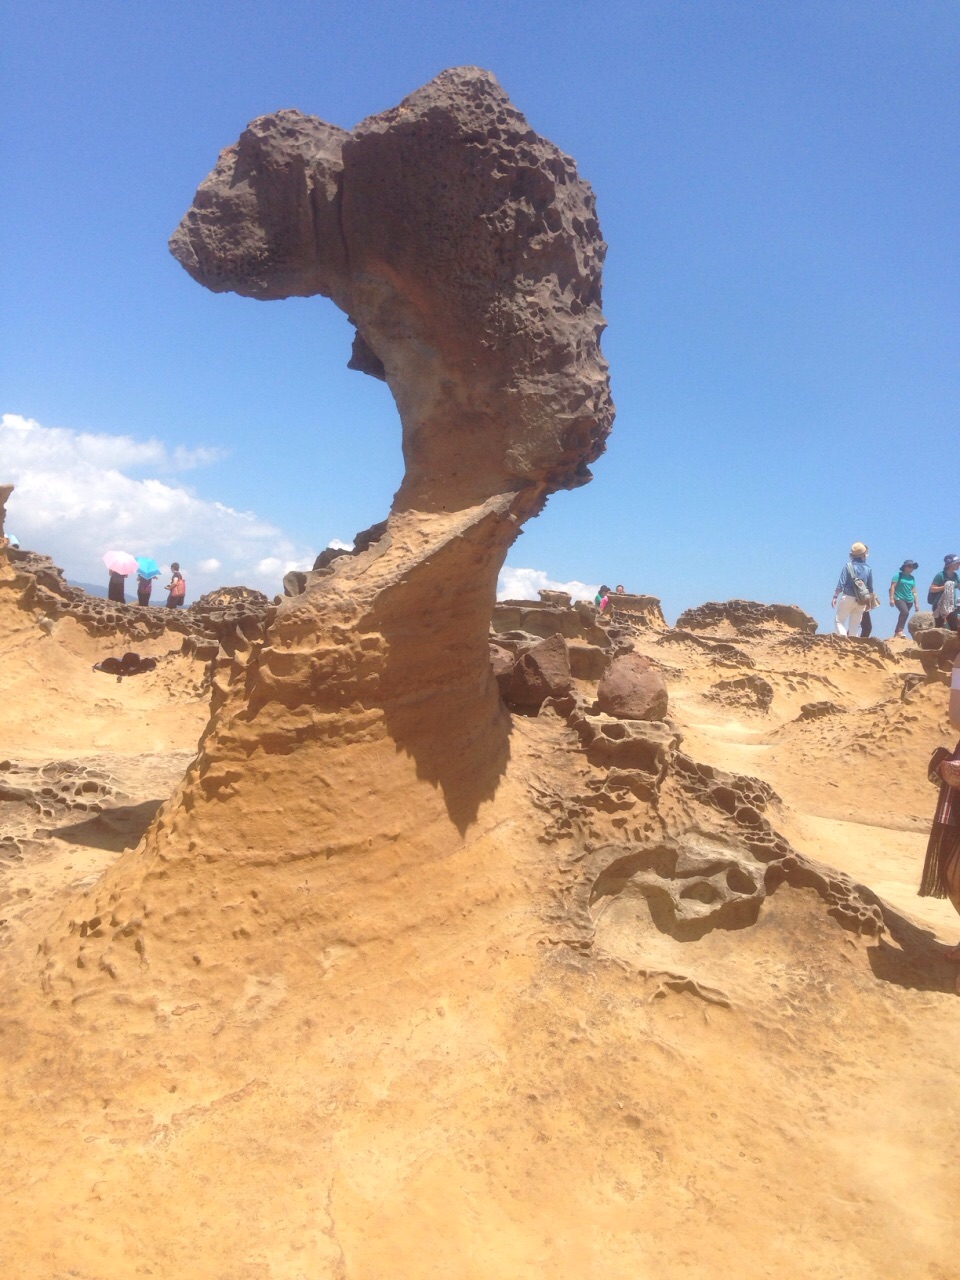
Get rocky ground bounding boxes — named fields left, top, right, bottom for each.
left=2, top=554, right=959, bottom=1280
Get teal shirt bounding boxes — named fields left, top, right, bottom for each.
left=891, top=572, right=916, bottom=603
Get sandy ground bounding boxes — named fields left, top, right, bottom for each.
left=1, top=605, right=958, bottom=1279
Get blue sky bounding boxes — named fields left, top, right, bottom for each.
left=2, top=0, right=957, bottom=628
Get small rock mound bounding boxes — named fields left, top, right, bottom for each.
left=676, top=599, right=817, bottom=635
left=706, top=674, right=774, bottom=712
left=597, top=653, right=669, bottom=721
left=796, top=700, right=845, bottom=721
left=194, top=586, right=269, bottom=610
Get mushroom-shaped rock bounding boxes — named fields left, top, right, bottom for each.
left=597, top=653, right=668, bottom=721
left=170, top=67, right=612, bottom=516
left=41, top=68, right=614, bottom=999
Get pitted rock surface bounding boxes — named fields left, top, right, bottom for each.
left=658, top=629, right=756, bottom=669
left=570, top=713, right=678, bottom=776
left=706, top=674, right=775, bottom=713
left=676, top=599, right=817, bottom=635
left=606, top=593, right=667, bottom=628
left=170, top=67, right=613, bottom=514
left=912, top=623, right=960, bottom=676
left=0, top=522, right=270, bottom=659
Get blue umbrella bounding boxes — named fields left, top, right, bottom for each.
left=135, top=556, right=161, bottom=580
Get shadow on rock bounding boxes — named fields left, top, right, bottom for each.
left=52, top=800, right=163, bottom=854
left=866, top=908, right=960, bottom=996
left=374, top=520, right=513, bottom=834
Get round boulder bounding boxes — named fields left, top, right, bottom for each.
left=504, top=633, right=573, bottom=710
left=597, top=653, right=668, bottom=721
left=908, top=610, right=936, bottom=639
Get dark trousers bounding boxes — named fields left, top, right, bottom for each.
left=859, top=609, right=872, bottom=638
left=893, top=599, right=912, bottom=635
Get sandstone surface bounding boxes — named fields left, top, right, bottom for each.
left=2, top=533, right=960, bottom=1276
left=1, top=66, right=959, bottom=1280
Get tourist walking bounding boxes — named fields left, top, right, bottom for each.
left=103, top=551, right=138, bottom=605
left=929, top=555, right=960, bottom=631
left=831, top=542, right=873, bottom=636
left=919, top=651, right=960, bottom=986
left=165, top=562, right=186, bottom=608
left=135, top=556, right=160, bottom=606
left=889, top=560, right=920, bottom=636
left=107, top=570, right=126, bottom=604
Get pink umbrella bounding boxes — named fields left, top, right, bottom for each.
left=102, top=550, right=138, bottom=576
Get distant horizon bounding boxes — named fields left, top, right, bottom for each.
left=18, top=541, right=919, bottom=637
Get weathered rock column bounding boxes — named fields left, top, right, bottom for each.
left=42, top=68, right=614, bottom=995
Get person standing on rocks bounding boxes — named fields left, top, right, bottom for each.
left=107, top=570, right=126, bottom=604
left=889, top=560, right=920, bottom=637
left=595, top=584, right=611, bottom=615
left=136, top=572, right=153, bottom=607
left=928, top=555, right=960, bottom=631
left=919, top=650, right=960, bottom=987
left=165, top=562, right=186, bottom=609
left=832, top=542, right=873, bottom=636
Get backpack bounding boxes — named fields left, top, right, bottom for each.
left=934, top=578, right=957, bottom=620
left=170, top=574, right=186, bottom=600
left=847, top=562, right=870, bottom=605
left=93, top=652, right=157, bottom=681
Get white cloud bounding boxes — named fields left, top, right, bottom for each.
left=171, top=444, right=225, bottom=470
left=1, top=413, right=224, bottom=474
left=327, top=538, right=354, bottom=551
left=256, top=555, right=314, bottom=577
left=497, top=566, right=598, bottom=604
left=1, top=412, right=313, bottom=597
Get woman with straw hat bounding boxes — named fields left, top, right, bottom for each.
left=831, top=542, right=873, bottom=637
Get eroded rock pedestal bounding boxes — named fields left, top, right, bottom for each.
left=41, top=67, right=614, bottom=995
